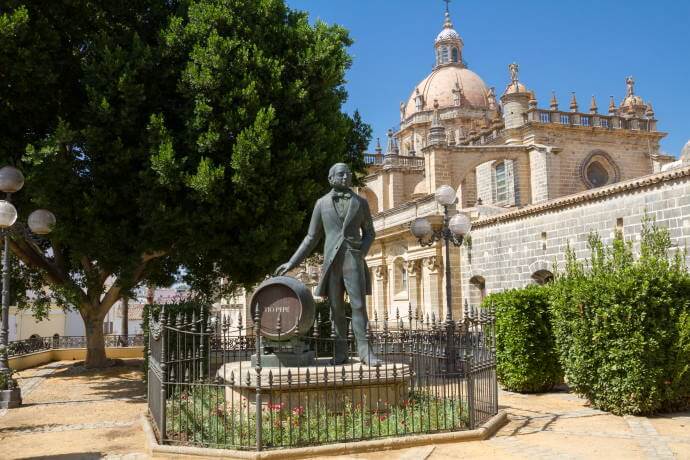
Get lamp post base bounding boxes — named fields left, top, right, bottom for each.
left=0, top=388, right=21, bottom=409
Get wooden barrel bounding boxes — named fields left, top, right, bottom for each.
left=249, top=276, right=316, bottom=341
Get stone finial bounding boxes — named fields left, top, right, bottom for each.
left=589, top=95, right=598, bottom=114
left=570, top=92, right=578, bottom=112
left=608, top=96, right=616, bottom=114
left=375, top=137, right=382, bottom=155
left=625, top=76, right=635, bottom=97
left=509, top=62, right=519, bottom=85
left=528, top=91, right=537, bottom=109
left=487, top=87, right=497, bottom=110
left=645, top=102, right=655, bottom=118
left=427, top=99, right=447, bottom=146
left=681, top=140, right=690, bottom=163
left=550, top=91, right=559, bottom=111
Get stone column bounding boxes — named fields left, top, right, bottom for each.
left=405, top=259, right=422, bottom=321
left=373, top=266, right=388, bottom=325
left=422, top=256, right=443, bottom=323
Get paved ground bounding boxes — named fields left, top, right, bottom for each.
left=0, top=359, right=148, bottom=460
left=1, top=359, right=689, bottom=459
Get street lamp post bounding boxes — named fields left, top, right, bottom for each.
left=410, top=185, right=471, bottom=373
left=0, top=166, right=56, bottom=409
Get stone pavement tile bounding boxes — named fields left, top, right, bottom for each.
left=649, top=411, right=690, bottom=439
left=667, top=442, right=690, bottom=460
left=516, top=411, right=629, bottom=437
left=505, top=432, right=647, bottom=460
left=2, top=423, right=146, bottom=460
left=0, top=399, right=146, bottom=431
left=22, top=359, right=145, bottom=404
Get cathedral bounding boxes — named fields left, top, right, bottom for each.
left=357, top=7, right=688, bottom=322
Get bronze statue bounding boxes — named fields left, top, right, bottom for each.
left=276, top=163, right=380, bottom=365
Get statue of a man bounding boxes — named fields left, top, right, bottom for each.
left=275, top=163, right=380, bottom=365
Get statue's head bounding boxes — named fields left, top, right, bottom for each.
left=328, top=163, right=352, bottom=190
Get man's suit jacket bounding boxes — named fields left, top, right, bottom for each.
left=288, top=190, right=375, bottom=297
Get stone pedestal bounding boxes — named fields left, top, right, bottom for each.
left=0, top=388, right=21, bottom=409
left=217, top=358, right=411, bottom=412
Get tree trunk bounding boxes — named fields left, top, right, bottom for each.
left=121, top=296, right=129, bottom=344
left=84, top=315, right=108, bottom=368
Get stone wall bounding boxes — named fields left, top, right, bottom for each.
left=461, top=166, right=690, bottom=300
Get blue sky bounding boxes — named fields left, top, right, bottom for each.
left=285, top=0, right=690, bottom=157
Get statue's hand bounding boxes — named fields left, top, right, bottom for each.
left=274, top=262, right=293, bottom=277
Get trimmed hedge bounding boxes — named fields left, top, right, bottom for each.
left=486, top=285, right=563, bottom=393
left=550, top=222, right=690, bottom=415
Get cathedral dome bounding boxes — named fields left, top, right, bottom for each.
left=405, top=66, right=491, bottom=116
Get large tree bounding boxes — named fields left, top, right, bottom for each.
left=0, top=0, right=370, bottom=367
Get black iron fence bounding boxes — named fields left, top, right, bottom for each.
left=8, top=334, right=144, bottom=358
left=147, top=306, right=497, bottom=451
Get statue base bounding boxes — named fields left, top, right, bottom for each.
left=217, top=358, right=411, bottom=411
left=250, top=350, right=315, bottom=368
left=251, top=337, right=316, bottom=367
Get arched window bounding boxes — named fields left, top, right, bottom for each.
left=441, top=46, right=449, bottom=64
left=532, top=270, right=554, bottom=285
left=451, top=48, right=459, bottom=63
left=393, top=258, right=408, bottom=300
left=469, top=276, right=486, bottom=307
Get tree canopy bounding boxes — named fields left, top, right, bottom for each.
left=0, top=0, right=371, bottom=366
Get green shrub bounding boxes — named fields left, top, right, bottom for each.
left=487, top=284, right=562, bottom=393
left=550, top=221, right=690, bottom=415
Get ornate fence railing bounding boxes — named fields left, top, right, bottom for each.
left=147, top=306, right=497, bottom=451
left=8, top=334, right=144, bottom=358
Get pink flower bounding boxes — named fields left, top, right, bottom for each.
left=268, top=402, right=285, bottom=412
left=292, top=406, right=305, bottom=416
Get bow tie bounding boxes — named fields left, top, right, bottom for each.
left=333, top=191, right=352, bottom=200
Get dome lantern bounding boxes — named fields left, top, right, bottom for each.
left=434, top=6, right=463, bottom=68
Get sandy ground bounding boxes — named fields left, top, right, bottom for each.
left=1, top=360, right=689, bottom=459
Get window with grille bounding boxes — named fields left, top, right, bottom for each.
left=560, top=114, right=570, bottom=124
left=599, top=118, right=609, bottom=128
left=580, top=116, right=590, bottom=127
left=539, top=112, right=551, bottom=123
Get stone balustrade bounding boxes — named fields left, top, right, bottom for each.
left=364, top=153, right=425, bottom=170
left=528, top=108, right=657, bottom=132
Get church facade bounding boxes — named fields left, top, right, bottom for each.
left=358, top=8, right=687, bottom=322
